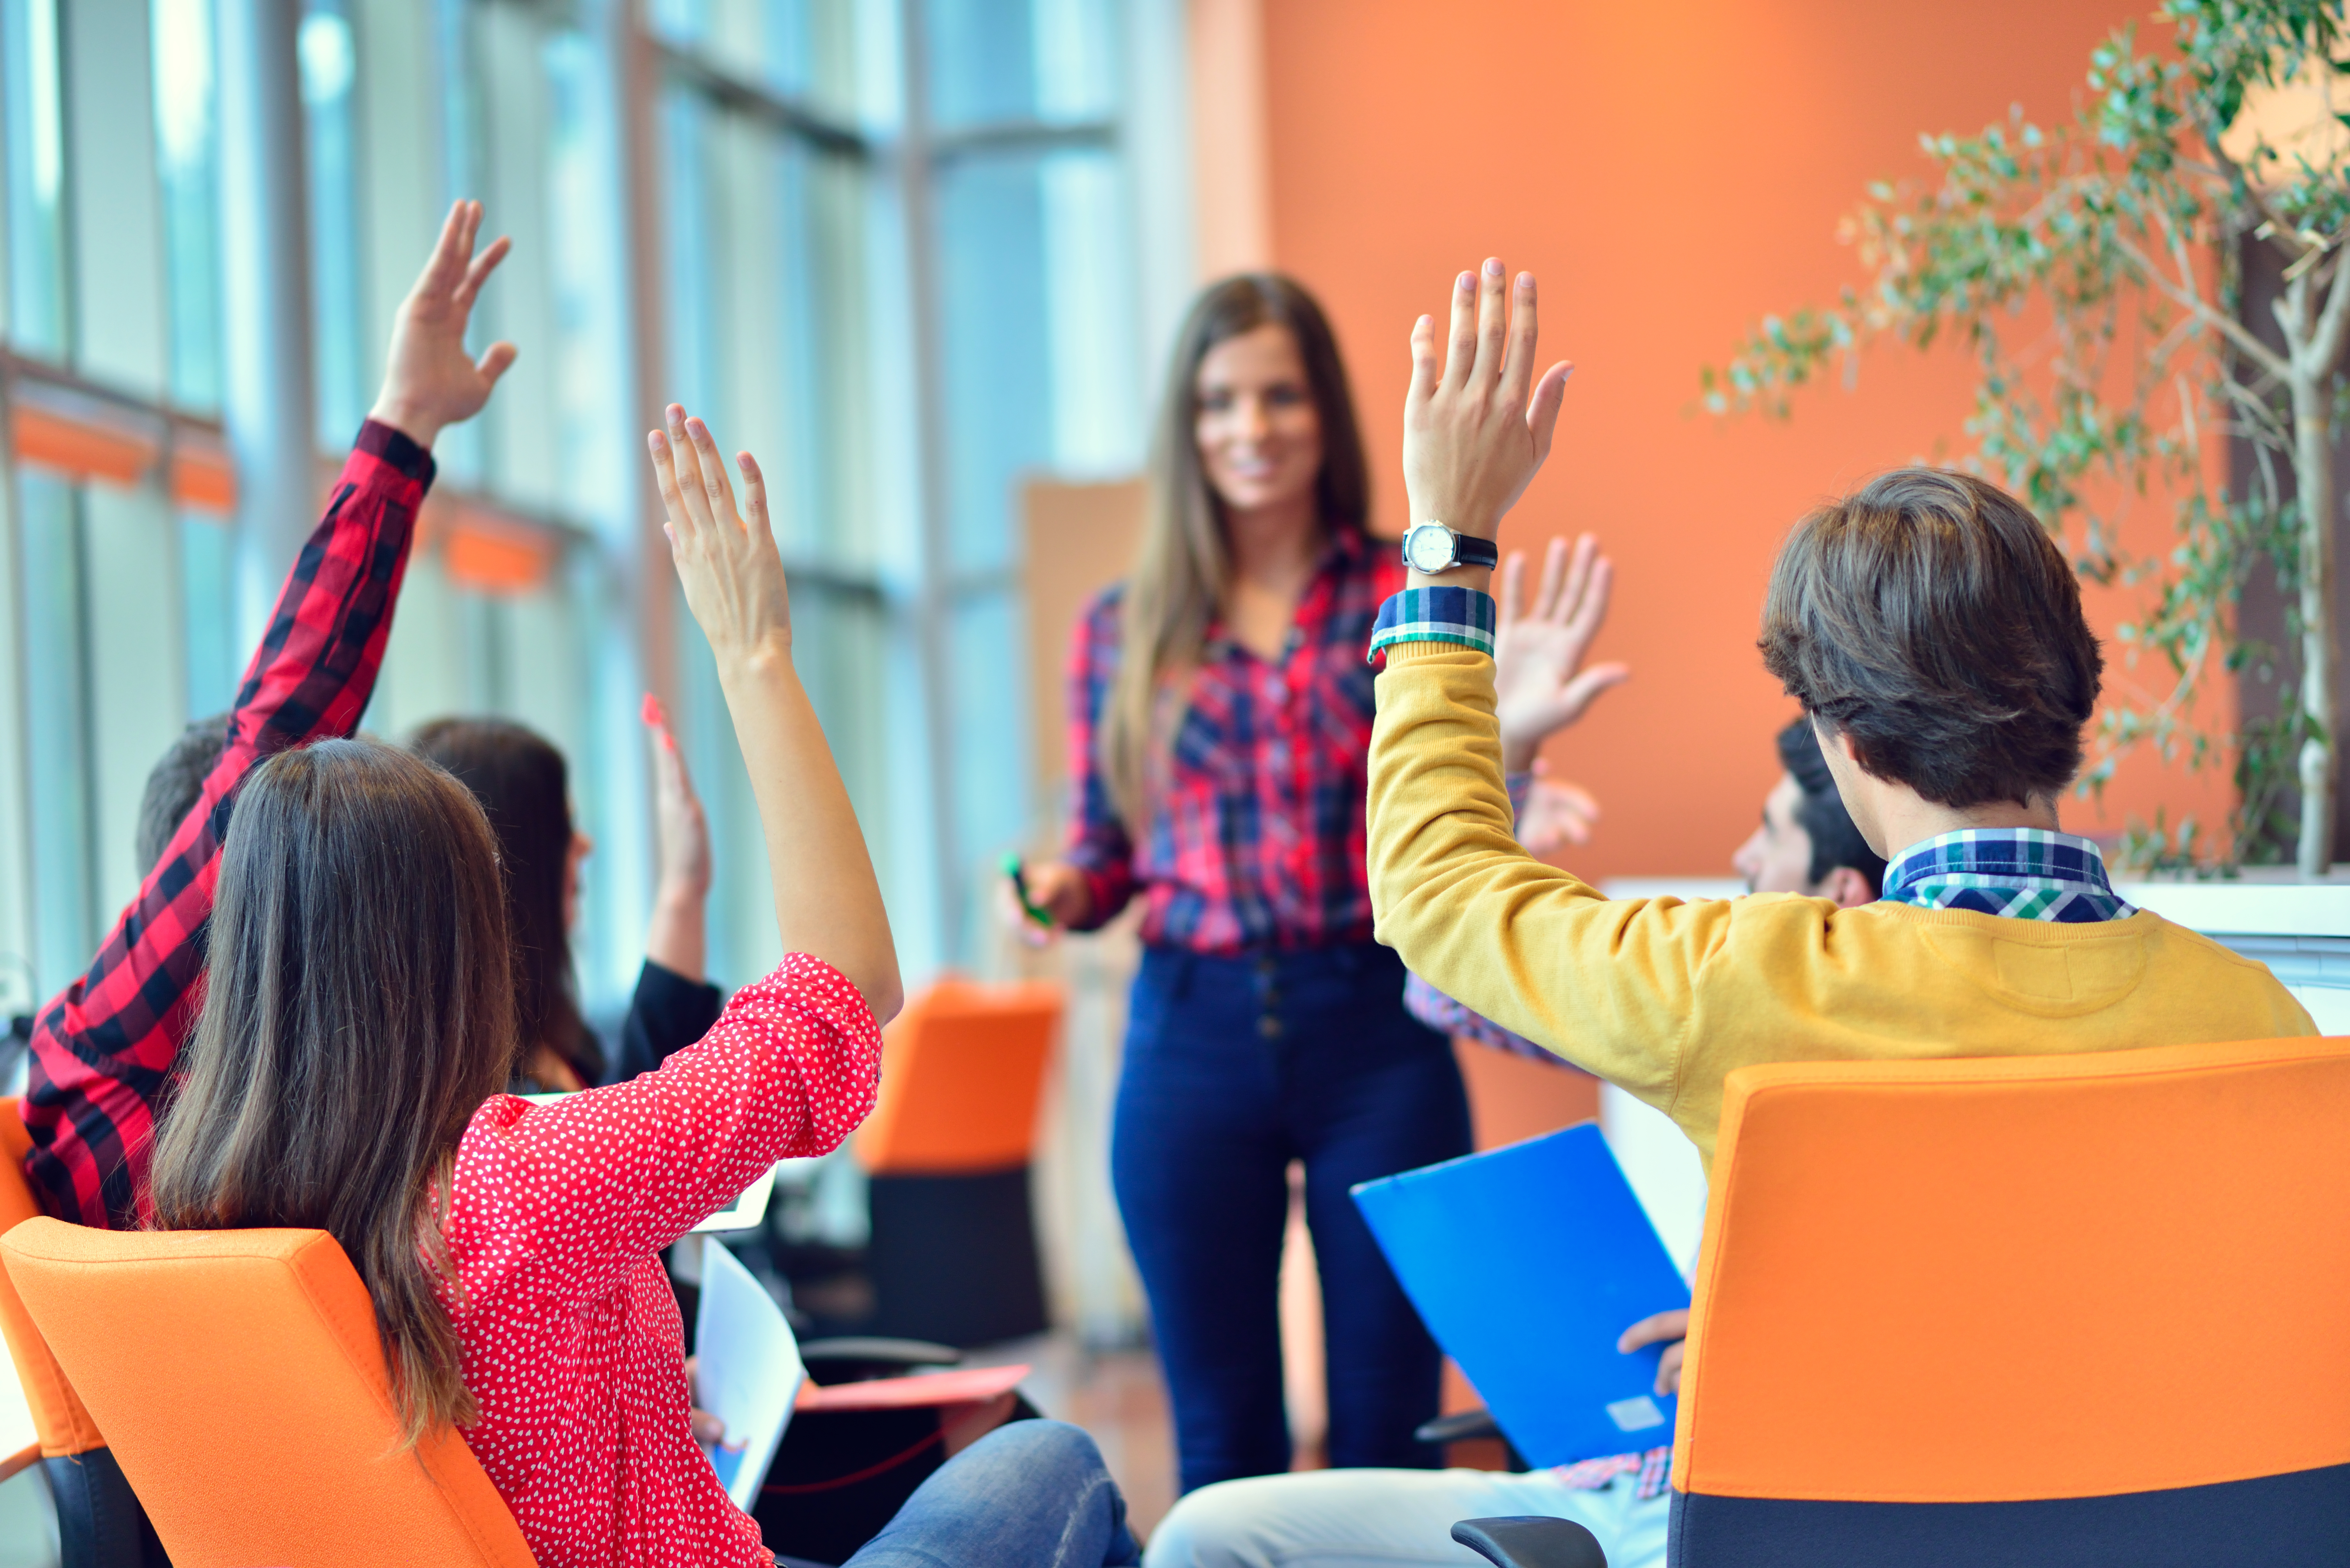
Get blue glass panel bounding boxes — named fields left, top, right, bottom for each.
left=151, top=0, right=223, bottom=409
left=946, top=588, right=1027, bottom=902
left=648, top=0, right=823, bottom=104
left=934, top=150, right=1050, bottom=573
left=925, top=0, right=1033, bottom=127
left=927, top=0, right=1111, bottom=128
left=301, top=1, right=364, bottom=445
left=17, top=472, right=94, bottom=995
left=3, top=0, right=69, bottom=354
left=179, top=514, right=236, bottom=718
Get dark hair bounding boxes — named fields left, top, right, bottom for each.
left=1758, top=468, right=2102, bottom=809
left=136, top=713, right=231, bottom=876
left=149, top=738, right=517, bottom=1445
left=1776, top=718, right=1888, bottom=895
left=408, top=718, right=599, bottom=1086
left=1101, top=273, right=1370, bottom=819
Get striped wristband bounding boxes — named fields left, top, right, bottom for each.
left=1366, top=585, right=1497, bottom=665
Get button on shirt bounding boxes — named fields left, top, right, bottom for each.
left=1063, top=530, right=1404, bottom=953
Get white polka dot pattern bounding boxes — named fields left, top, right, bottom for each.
left=439, top=954, right=881, bottom=1568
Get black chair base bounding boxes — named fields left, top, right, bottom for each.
left=43, top=1448, right=171, bottom=1568
left=1452, top=1516, right=1607, bottom=1568
left=864, top=1166, right=1049, bottom=1347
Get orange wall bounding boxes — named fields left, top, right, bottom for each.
left=1258, top=0, right=2225, bottom=880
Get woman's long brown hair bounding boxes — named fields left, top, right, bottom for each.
left=409, top=717, right=599, bottom=1086
left=149, top=738, right=518, bottom=1446
left=1098, top=274, right=1370, bottom=823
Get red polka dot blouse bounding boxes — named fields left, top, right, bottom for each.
left=440, top=953, right=881, bottom=1568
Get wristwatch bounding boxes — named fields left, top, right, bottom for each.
left=1401, top=521, right=1500, bottom=575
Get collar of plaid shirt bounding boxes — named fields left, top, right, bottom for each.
left=1878, top=826, right=2136, bottom=923
left=1552, top=829, right=2132, bottom=1500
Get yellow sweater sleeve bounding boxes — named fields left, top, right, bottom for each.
left=1368, top=641, right=1733, bottom=1114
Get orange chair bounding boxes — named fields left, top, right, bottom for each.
left=0, top=1100, right=163, bottom=1568
left=0, top=1218, right=535, bottom=1567
left=1655, top=1035, right=2350, bottom=1566
left=853, top=978, right=1060, bottom=1346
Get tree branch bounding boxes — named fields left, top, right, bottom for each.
left=2111, top=230, right=2292, bottom=381
left=2308, top=246, right=2350, bottom=375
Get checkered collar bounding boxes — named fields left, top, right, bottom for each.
left=1879, top=828, right=2136, bottom=924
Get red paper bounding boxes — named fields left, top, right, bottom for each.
left=794, top=1363, right=1029, bottom=1413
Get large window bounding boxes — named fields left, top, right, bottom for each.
left=0, top=0, right=1149, bottom=1043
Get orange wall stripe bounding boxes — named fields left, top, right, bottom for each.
left=168, top=445, right=238, bottom=514
left=11, top=403, right=156, bottom=487
left=443, top=521, right=555, bottom=595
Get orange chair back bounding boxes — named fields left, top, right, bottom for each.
left=0, top=1100, right=103, bottom=1464
left=856, top=978, right=1060, bottom=1175
left=1668, top=1035, right=2350, bottom=1561
left=1, top=1218, right=536, bottom=1568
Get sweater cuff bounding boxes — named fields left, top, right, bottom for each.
left=1367, top=586, right=1496, bottom=666
left=354, top=417, right=438, bottom=485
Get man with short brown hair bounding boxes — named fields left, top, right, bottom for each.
left=1142, top=265, right=2318, bottom=1568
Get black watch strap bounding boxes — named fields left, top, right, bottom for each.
left=1454, top=533, right=1499, bottom=569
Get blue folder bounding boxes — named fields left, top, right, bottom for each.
left=1352, top=1121, right=1692, bottom=1467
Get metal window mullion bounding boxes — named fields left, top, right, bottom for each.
left=649, top=39, right=867, bottom=157
left=896, top=0, right=965, bottom=969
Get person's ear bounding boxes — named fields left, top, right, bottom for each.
left=1817, top=865, right=1875, bottom=908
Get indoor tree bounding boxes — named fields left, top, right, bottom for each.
left=1704, top=0, right=2350, bottom=875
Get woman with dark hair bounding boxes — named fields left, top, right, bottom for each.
left=412, top=700, right=718, bottom=1092
left=144, top=404, right=1139, bottom=1568
left=1009, top=275, right=1470, bottom=1491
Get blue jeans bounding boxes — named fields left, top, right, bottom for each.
left=1112, top=942, right=1473, bottom=1494
left=839, top=1421, right=1140, bottom=1568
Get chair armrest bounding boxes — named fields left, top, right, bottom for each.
left=1416, top=1407, right=1501, bottom=1446
left=796, top=1336, right=963, bottom=1383
left=1451, top=1517, right=1608, bottom=1568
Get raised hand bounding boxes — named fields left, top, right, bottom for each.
left=1517, top=763, right=1602, bottom=855
left=368, top=200, right=517, bottom=449
left=644, top=403, right=900, bottom=1024
left=642, top=693, right=711, bottom=983
left=1401, top=258, right=1573, bottom=556
left=648, top=404, right=793, bottom=670
left=1493, top=536, right=1630, bottom=772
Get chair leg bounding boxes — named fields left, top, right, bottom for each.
left=43, top=1449, right=168, bottom=1568
left=1450, top=1516, right=1607, bottom=1568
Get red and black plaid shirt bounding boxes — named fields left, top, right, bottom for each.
left=22, top=420, right=433, bottom=1229
left=1063, top=529, right=1404, bottom=953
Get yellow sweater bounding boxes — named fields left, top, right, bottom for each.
left=1368, top=643, right=2319, bottom=1172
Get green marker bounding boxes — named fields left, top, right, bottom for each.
left=1002, top=851, right=1053, bottom=928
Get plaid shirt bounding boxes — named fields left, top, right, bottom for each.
left=1064, top=530, right=1404, bottom=952
left=22, top=420, right=433, bottom=1229
left=1879, top=827, right=2134, bottom=921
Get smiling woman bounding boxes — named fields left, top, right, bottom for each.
left=1006, top=275, right=1469, bottom=1496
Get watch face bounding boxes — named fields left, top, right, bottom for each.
left=1405, top=525, right=1453, bottom=574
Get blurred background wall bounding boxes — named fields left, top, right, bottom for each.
left=1247, top=0, right=2199, bottom=885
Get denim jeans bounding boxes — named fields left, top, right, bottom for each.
left=1112, top=942, right=1474, bottom=1494
left=838, top=1421, right=1141, bottom=1568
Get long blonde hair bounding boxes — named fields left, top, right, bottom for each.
left=1099, top=274, right=1370, bottom=821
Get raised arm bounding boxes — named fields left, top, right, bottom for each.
left=1368, top=260, right=1722, bottom=1106
left=22, top=201, right=516, bottom=1228
left=609, top=695, right=724, bottom=1082
left=647, top=404, right=901, bottom=1025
